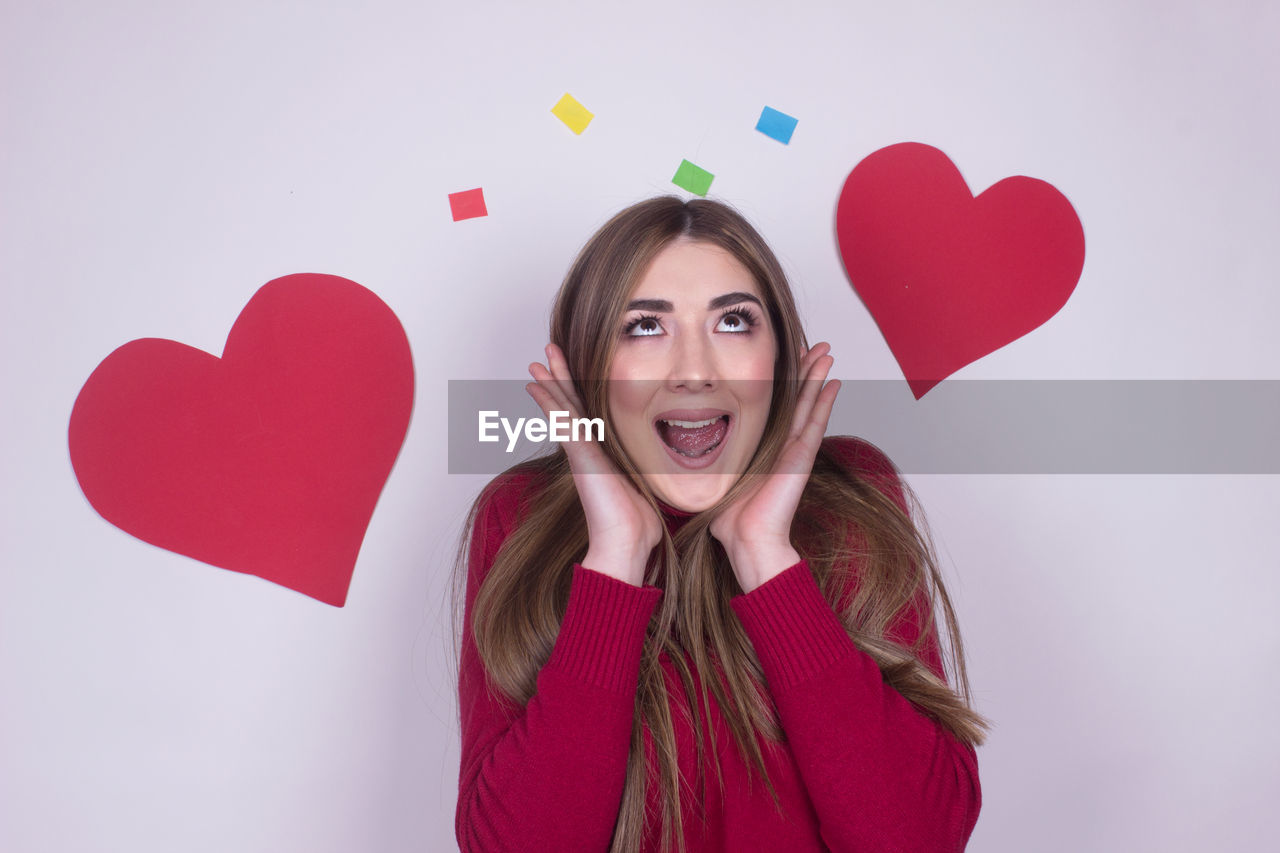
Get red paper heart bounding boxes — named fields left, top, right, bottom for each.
left=836, top=142, right=1085, bottom=398
left=68, top=273, right=414, bottom=606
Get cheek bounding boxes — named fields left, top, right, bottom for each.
left=608, top=351, right=663, bottom=431
left=740, top=327, right=778, bottom=380
left=742, top=385, right=774, bottom=430
left=606, top=379, right=653, bottom=455
left=737, top=344, right=777, bottom=428
left=732, top=334, right=778, bottom=400
left=608, top=383, right=645, bottom=421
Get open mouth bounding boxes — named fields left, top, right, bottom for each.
left=655, top=414, right=730, bottom=464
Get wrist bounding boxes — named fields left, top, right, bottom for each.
left=725, top=540, right=801, bottom=593
left=583, top=544, right=650, bottom=587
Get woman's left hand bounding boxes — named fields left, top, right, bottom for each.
left=709, top=342, right=841, bottom=593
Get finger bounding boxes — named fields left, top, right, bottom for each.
left=792, top=342, right=830, bottom=408
left=531, top=349, right=591, bottom=416
left=525, top=381, right=616, bottom=477
left=798, top=378, right=841, bottom=451
left=544, top=344, right=587, bottom=411
left=798, top=341, right=829, bottom=374
left=528, top=362, right=577, bottom=416
left=774, top=377, right=841, bottom=478
left=790, top=353, right=834, bottom=442
left=525, top=380, right=564, bottom=420
left=788, top=340, right=829, bottom=432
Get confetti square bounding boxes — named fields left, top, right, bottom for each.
left=551, top=93, right=594, bottom=134
left=672, top=159, right=714, bottom=197
left=448, top=188, right=488, bottom=222
left=755, top=106, right=798, bottom=144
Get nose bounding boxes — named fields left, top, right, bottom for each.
left=666, top=332, right=716, bottom=391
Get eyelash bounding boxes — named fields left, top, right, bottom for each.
left=717, top=305, right=759, bottom=333
left=621, top=305, right=760, bottom=337
left=622, top=313, right=662, bottom=336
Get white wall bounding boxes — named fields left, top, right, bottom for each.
left=2, top=1, right=1277, bottom=851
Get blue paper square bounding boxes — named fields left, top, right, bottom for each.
left=755, top=106, right=798, bottom=144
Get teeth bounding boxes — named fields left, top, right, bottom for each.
left=661, top=417, right=721, bottom=429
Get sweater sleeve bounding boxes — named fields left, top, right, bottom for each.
left=728, top=437, right=981, bottom=852
left=456, top=480, right=663, bottom=852
left=731, top=563, right=980, bottom=852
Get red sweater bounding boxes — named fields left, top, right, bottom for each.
left=456, top=437, right=981, bottom=852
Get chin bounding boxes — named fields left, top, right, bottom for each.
left=649, top=472, right=738, bottom=513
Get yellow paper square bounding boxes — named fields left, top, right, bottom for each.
left=551, top=93, right=593, bottom=135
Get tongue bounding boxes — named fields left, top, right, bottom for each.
left=658, top=417, right=727, bottom=457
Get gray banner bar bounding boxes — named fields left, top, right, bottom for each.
left=447, top=380, right=1280, bottom=474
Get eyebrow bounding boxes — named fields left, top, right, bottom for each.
left=625, top=292, right=763, bottom=312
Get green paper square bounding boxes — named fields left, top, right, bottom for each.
left=672, top=159, right=714, bottom=197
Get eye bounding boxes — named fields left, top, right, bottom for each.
left=623, top=314, right=664, bottom=336
left=716, top=306, right=759, bottom=333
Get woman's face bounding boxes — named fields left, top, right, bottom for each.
left=607, top=238, right=778, bottom=512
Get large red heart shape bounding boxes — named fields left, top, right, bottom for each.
left=68, top=273, right=414, bottom=606
left=836, top=142, right=1085, bottom=398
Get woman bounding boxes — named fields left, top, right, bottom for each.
left=455, top=197, right=986, bottom=852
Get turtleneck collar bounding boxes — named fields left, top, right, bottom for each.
left=657, top=497, right=695, bottom=534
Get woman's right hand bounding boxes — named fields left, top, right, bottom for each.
left=526, top=343, right=661, bottom=587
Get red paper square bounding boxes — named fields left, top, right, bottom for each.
left=448, top=188, right=488, bottom=221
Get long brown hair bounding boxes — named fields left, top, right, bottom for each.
left=460, top=196, right=987, bottom=853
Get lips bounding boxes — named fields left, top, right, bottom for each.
left=653, top=409, right=732, bottom=469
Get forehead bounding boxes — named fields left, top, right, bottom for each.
left=630, top=238, right=762, bottom=301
